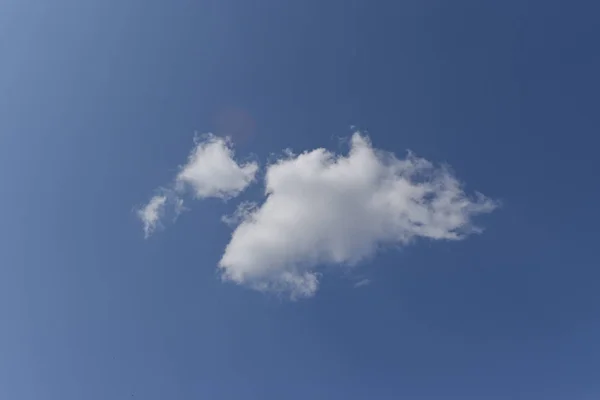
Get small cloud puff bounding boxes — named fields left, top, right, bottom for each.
left=176, top=134, right=258, bottom=200
left=137, top=195, right=167, bottom=238
left=354, top=279, right=372, bottom=288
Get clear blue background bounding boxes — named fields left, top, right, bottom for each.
left=1, top=1, right=599, bottom=399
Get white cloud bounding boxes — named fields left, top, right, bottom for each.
left=219, top=133, right=497, bottom=299
left=221, top=201, right=258, bottom=228
left=137, top=195, right=167, bottom=238
left=354, top=278, right=372, bottom=288
left=137, top=190, right=186, bottom=238
left=137, top=134, right=257, bottom=237
left=176, top=134, right=258, bottom=199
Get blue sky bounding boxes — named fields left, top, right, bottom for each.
left=1, top=0, right=599, bottom=399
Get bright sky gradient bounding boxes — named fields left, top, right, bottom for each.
left=1, top=1, right=599, bottom=399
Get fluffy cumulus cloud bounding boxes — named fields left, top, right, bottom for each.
left=218, top=133, right=497, bottom=299
left=137, top=134, right=258, bottom=236
left=176, top=135, right=259, bottom=199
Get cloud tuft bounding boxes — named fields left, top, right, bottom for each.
left=137, top=195, right=167, bottom=238
left=354, top=278, right=372, bottom=288
left=176, top=134, right=258, bottom=199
